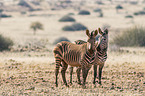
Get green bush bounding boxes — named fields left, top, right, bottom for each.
left=98, top=12, right=103, bottom=17
left=21, top=11, right=26, bottom=15
left=116, top=5, right=123, bottom=9
left=134, top=12, right=139, bottom=15
left=78, top=10, right=90, bottom=15
left=0, top=9, right=3, bottom=13
left=0, top=14, right=12, bottom=18
left=96, top=1, right=104, bottom=5
left=62, top=23, right=87, bottom=31
left=67, top=13, right=75, bottom=15
left=112, top=26, right=145, bottom=47
left=59, top=15, right=75, bottom=22
left=94, top=8, right=102, bottom=12
left=125, top=15, right=133, bottom=18
left=138, top=11, right=145, bottom=15
left=53, top=37, right=70, bottom=45
left=134, top=11, right=145, bottom=15
left=130, top=1, right=138, bottom=5
left=0, top=34, right=13, bottom=51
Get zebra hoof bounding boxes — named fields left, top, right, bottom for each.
left=93, top=81, right=96, bottom=84
left=78, top=82, right=82, bottom=85
left=55, top=84, right=58, bottom=87
left=65, top=84, right=69, bottom=87
left=98, top=81, right=102, bottom=85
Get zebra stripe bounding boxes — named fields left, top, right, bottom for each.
left=53, top=30, right=98, bottom=88
left=69, top=28, right=108, bottom=85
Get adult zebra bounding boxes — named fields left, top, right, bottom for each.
left=69, top=28, right=108, bottom=85
left=53, top=29, right=99, bottom=88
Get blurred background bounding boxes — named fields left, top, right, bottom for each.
left=0, top=0, right=145, bottom=53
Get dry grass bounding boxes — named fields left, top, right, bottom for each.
left=0, top=49, right=145, bottom=95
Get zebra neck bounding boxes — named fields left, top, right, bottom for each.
left=88, top=49, right=95, bottom=54
left=97, top=50, right=107, bottom=56
left=84, top=51, right=96, bottom=64
left=97, top=49, right=107, bottom=62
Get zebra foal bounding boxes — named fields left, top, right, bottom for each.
left=53, top=29, right=98, bottom=88
left=69, top=28, right=108, bottom=85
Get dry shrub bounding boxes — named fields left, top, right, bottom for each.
left=125, top=15, right=133, bottom=18
left=78, top=10, right=90, bottom=15
left=59, top=15, right=75, bottom=22
left=0, top=34, right=13, bottom=51
left=94, top=8, right=102, bottom=12
left=134, top=11, right=145, bottom=16
left=62, top=23, right=87, bottom=31
left=116, top=5, right=123, bottom=10
left=53, top=37, right=70, bottom=45
left=112, top=26, right=145, bottom=47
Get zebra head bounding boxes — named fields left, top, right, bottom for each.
left=98, top=28, right=109, bottom=51
left=86, top=29, right=98, bottom=54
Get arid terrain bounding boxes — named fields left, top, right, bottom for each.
left=0, top=0, right=145, bottom=95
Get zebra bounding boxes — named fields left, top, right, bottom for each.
left=53, top=29, right=98, bottom=88
left=69, top=28, right=108, bottom=85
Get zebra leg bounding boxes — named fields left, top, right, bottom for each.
left=76, top=67, right=81, bottom=85
left=55, top=57, right=61, bottom=87
left=93, top=64, right=98, bottom=85
left=61, top=61, right=69, bottom=87
left=55, top=67, right=59, bottom=87
left=69, top=66, right=73, bottom=84
left=82, top=65, right=87, bottom=88
left=98, top=63, right=104, bottom=85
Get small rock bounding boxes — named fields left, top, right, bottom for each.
left=110, top=86, right=114, bottom=90
left=117, top=86, right=121, bottom=89
left=120, top=89, right=124, bottom=92
left=51, top=87, right=54, bottom=90
left=42, top=80, right=47, bottom=82
left=111, top=83, right=115, bottom=85
left=25, top=87, right=35, bottom=90
left=134, top=88, right=137, bottom=90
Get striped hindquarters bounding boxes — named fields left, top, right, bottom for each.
left=53, top=41, right=82, bottom=67
left=53, top=42, right=69, bottom=67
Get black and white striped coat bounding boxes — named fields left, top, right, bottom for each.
left=69, top=28, right=108, bottom=85
left=53, top=30, right=98, bottom=88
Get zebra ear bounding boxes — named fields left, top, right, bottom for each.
left=94, top=30, right=98, bottom=37
left=86, top=29, right=90, bottom=36
left=98, top=28, right=103, bottom=35
left=104, top=29, right=108, bottom=34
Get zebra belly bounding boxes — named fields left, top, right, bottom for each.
left=63, top=59, right=81, bottom=67
left=62, top=51, right=81, bottom=67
